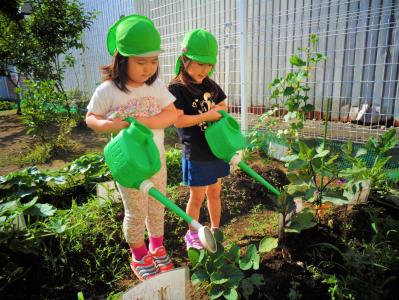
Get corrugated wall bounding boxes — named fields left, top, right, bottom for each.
left=62, top=0, right=135, bottom=94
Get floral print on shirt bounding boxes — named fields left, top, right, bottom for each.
left=106, top=96, right=162, bottom=120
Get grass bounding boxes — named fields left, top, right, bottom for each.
left=0, top=109, right=17, bottom=116
left=223, top=209, right=279, bottom=247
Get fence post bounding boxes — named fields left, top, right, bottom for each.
left=238, top=0, right=248, bottom=133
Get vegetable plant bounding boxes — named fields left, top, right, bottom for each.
left=188, top=229, right=277, bottom=299
left=268, top=34, right=326, bottom=148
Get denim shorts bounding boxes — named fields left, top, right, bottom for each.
left=182, top=158, right=230, bottom=186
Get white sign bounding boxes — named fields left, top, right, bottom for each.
left=123, top=267, right=190, bottom=300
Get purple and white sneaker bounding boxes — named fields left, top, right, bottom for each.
left=184, top=230, right=204, bottom=250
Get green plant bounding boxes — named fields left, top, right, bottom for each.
left=15, top=144, right=52, bottom=165
left=0, top=100, right=17, bottom=111
left=166, top=148, right=182, bottom=186
left=40, top=197, right=129, bottom=295
left=18, top=80, right=80, bottom=147
left=0, top=0, right=95, bottom=97
left=282, top=139, right=348, bottom=218
left=247, top=108, right=279, bottom=154
left=188, top=230, right=270, bottom=299
left=50, top=117, right=77, bottom=154
left=1, top=153, right=110, bottom=207
left=268, top=34, right=326, bottom=147
left=274, top=191, right=317, bottom=245
left=67, top=89, right=90, bottom=125
left=0, top=197, right=58, bottom=291
left=309, top=205, right=399, bottom=300
left=340, top=128, right=399, bottom=201
left=282, top=98, right=349, bottom=221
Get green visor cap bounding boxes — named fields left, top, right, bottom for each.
left=107, top=14, right=163, bottom=57
left=175, top=29, right=218, bottom=76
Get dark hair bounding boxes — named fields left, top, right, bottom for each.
left=101, top=52, right=159, bottom=92
left=169, top=56, right=220, bottom=98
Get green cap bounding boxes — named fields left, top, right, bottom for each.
left=175, top=29, right=218, bottom=76
left=107, top=14, right=163, bottom=57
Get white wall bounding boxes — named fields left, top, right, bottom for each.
left=62, top=0, right=135, bottom=94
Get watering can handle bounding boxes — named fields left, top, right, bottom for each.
left=124, top=117, right=135, bottom=124
left=206, top=110, right=229, bottom=128
left=217, top=110, right=229, bottom=118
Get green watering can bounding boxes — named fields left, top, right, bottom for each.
left=104, top=117, right=217, bottom=253
left=205, top=110, right=281, bottom=196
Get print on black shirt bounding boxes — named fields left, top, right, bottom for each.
left=192, top=92, right=215, bottom=131
left=169, top=81, right=227, bottom=161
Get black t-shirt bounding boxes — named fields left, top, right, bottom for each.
left=169, top=81, right=227, bottom=161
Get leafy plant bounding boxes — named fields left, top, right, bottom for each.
left=0, top=0, right=95, bottom=98
left=308, top=206, right=399, bottom=300
left=282, top=98, right=349, bottom=221
left=18, top=79, right=78, bottom=145
left=268, top=34, right=326, bottom=147
left=272, top=191, right=317, bottom=247
left=40, top=197, right=129, bottom=295
left=340, top=128, right=399, bottom=201
left=0, top=153, right=110, bottom=207
left=188, top=230, right=271, bottom=299
left=247, top=108, right=279, bottom=154
left=166, top=148, right=182, bottom=186
left=0, top=197, right=58, bottom=291
left=15, top=144, right=52, bottom=165
left=0, top=100, right=17, bottom=111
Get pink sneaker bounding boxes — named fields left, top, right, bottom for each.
left=130, top=254, right=159, bottom=281
left=150, top=246, right=174, bottom=273
left=184, top=231, right=204, bottom=250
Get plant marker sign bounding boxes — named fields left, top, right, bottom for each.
left=123, top=267, right=189, bottom=300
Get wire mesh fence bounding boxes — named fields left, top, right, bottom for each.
left=134, top=0, right=399, bottom=143
left=63, top=0, right=399, bottom=144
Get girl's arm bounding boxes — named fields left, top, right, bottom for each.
left=85, top=112, right=129, bottom=134
left=135, top=103, right=178, bottom=129
left=175, top=101, right=228, bottom=128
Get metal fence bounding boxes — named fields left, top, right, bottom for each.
left=64, top=0, right=399, bottom=143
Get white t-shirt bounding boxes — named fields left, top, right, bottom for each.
left=87, top=79, right=175, bottom=156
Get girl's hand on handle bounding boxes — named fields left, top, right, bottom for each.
left=110, top=118, right=130, bottom=132
left=204, top=106, right=224, bottom=122
left=86, top=112, right=129, bottom=134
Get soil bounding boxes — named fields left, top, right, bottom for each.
left=0, top=110, right=109, bottom=175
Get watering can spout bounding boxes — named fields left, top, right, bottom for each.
left=205, top=111, right=281, bottom=196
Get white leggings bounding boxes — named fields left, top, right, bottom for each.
left=117, top=157, right=167, bottom=245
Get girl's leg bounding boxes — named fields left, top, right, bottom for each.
left=205, top=178, right=222, bottom=229
left=117, top=184, right=148, bottom=257
left=146, top=157, right=167, bottom=249
left=146, top=157, right=174, bottom=272
left=187, top=185, right=207, bottom=230
left=118, top=182, right=160, bottom=280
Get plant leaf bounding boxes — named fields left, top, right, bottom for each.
left=191, top=269, right=208, bottom=285
left=188, top=248, right=205, bottom=267
left=210, top=270, right=229, bottom=285
left=290, top=55, right=306, bottom=66
left=223, top=288, right=238, bottom=300
left=285, top=209, right=316, bottom=233
left=259, top=237, right=278, bottom=253
left=25, top=203, right=57, bottom=217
